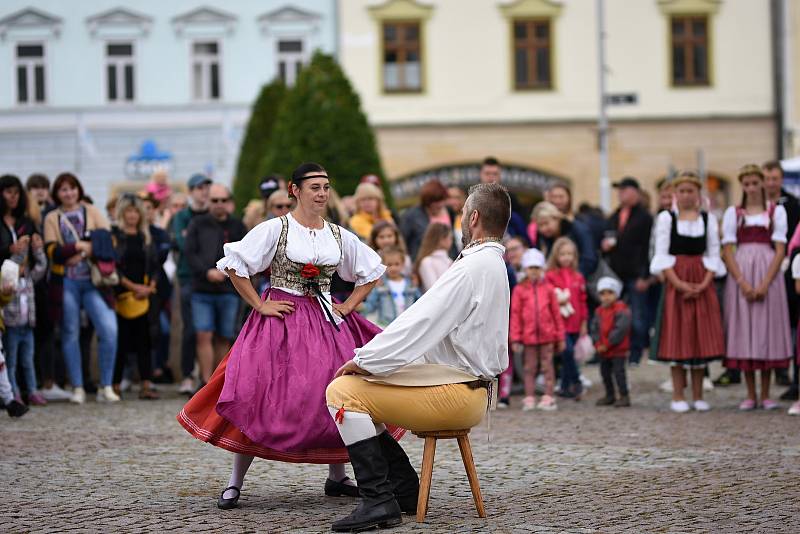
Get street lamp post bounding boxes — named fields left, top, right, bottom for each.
left=596, top=0, right=610, bottom=212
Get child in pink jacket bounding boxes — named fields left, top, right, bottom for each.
left=511, top=249, right=566, bottom=411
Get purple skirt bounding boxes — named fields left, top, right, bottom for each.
left=724, top=243, right=792, bottom=366
left=216, top=288, right=384, bottom=452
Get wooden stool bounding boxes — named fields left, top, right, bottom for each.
left=411, top=429, right=486, bottom=523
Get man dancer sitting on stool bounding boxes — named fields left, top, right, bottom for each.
left=326, top=183, right=511, bottom=532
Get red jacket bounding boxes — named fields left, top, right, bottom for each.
left=590, top=301, right=631, bottom=358
left=510, top=278, right=565, bottom=346
left=545, top=267, right=588, bottom=334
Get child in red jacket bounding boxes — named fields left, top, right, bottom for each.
left=545, top=237, right=588, bottom=399
left=590, top=277, right=632, bottom=407
left=511, top=249, right=565, bottom=411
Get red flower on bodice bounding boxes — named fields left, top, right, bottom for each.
left=300, top=263, right=321, bottom=279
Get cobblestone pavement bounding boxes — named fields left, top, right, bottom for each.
left=2, top=361, right=798, bottom=533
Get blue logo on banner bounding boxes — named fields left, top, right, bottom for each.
left=125, top=140, right=174, bottom=180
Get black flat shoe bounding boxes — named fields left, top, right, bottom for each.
left=6, top=400, right=29, bottom=418
left=325, top=477, right=360, bottom=497
left=217, top=486, right=240, bottom=510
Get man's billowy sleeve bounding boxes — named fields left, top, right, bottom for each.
left=353, top=264, right=475, bottom=376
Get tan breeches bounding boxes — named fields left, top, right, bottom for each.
left=326, top=375, right=487, bottom=432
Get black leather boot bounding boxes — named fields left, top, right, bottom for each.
left=378, top=432, right=419, bottom=514
left=332, top=436, right=402, bottom=532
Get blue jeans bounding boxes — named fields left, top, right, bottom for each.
left=191, top=292, right=240, bottom=340
left=4, top=326, right=36, bottom=395
left=559, top=333, right=581, bottom=393
left=62, top=278, right=118, bottom=387
left=622, top=279, right=649, bottom=364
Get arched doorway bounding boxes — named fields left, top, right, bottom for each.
left=389, top=161, right=570, bottom=211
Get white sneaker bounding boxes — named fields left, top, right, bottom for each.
left=659, top=379, right=673, bottom=393
left=788, top=401, right=800, bottom=416
left=702, top=377, right=714, bottom=392
left=41, top=384, right=73, bottom=401
left=693, top=400, right=711, bottom=412
left=670, top=400, right=690, bottom=413
left=69, top=387, right=86, bottom=405
left=97, top=386, right=121, bottom=403
left=178, top=378, right=194, bottom=395
left=120, top=378, right=132, bottom=392
left=579, top=374, right=592, bottom=388
left=522, top=396, right=536, bottom=412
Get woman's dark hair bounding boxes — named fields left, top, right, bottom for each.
left=26, top=173, right=50, bottom=191
left=51, top=172, right=85, bottom=207
left=419, top=179, right=448, bottom=209
left=0, top=175, right=28, bottom=219
left=289, top=162, right=328, bottom=198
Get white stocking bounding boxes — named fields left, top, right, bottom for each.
left=328, top=463, right=356, bottom=486
left=327, top=406, right=377, bottom=445
left=224, top=453, right=254, bottom=499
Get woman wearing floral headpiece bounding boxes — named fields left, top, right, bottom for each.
left=178, top=162, right=403, bottom=510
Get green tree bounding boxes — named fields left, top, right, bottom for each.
left=232, top=79, right=286, bottom=212
left=260, top=51, right=386, bottom=199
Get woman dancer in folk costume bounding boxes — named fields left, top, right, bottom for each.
left=178, top=162, right=404, bottom=509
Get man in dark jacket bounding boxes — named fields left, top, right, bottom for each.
left=170, top=173, right=211, bottom=395
left=184, top=184, right=246, bottom=387
left=601, top=177, right=653, bottom=365
left=480, top=157, right=530, bottom=244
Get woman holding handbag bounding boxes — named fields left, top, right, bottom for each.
left=111, top=194, right=159, bottom=400
left=43, top=173, right=119, bottom=405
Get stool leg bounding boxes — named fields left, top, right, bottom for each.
left=416, top=437, right=437, bottom=523
left=457, top=435, right=486, bottom=518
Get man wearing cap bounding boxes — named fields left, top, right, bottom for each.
left=601, top=177, right=653, bottom=366
left=184, top=184, right=247, bottom=390
left=170, top=173, right=212, bottom=395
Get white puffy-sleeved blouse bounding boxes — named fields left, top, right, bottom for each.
left=650, top=210, right=726, bottom=277
left=216, top=213, right=385, bottom=293
left=721, top=205, right=788, bottom=245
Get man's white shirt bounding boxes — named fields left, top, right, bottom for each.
left=353, top=242, right=510, bottom=379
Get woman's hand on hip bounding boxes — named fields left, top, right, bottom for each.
left=332, top=303, right=352, bottom=318
left=258, top=299, right=295, bottom=318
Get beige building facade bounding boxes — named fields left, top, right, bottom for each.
left=786, top=0, right=800, bottom=157
left=338, top=0, right=777, bottom=210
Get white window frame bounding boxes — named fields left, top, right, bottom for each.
left=276, top=36, right=307, bottom=86
left=15, top=41, right=47, bottom=106
left=191, top=39, right=222, bottom=102
left=105, top=41, right=136, bottom=104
